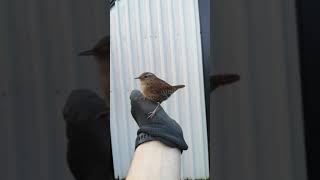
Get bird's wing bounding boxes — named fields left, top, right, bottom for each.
left=151, top=78, right=177, bottom=99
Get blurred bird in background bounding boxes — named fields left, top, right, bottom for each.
left=78, top=36, right=110, bottom=108
left=210, top=74, right=240, bottom=92
left=64, top=36, right=114, bottom=180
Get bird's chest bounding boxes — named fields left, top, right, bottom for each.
left=140, top=81, right=170, bottom=103
left=141, top=81, right=153, bottom=96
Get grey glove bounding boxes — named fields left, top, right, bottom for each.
left=63, top=89, right=114, bottom=180
left=130, top=90, right=188, bottom=153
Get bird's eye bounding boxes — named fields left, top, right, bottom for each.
left=144, top=75, right=148, bottom=78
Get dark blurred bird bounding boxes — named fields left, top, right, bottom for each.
left=78, top=36, right=110, bottom=106
left=135, top=72, right=185, bottom=119
left=78, top=36, right=109, bottom=59
left=210, top=74, right=240, bottom=91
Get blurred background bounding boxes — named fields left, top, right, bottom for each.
left=211, top=0, right=318, bottom=180
left=0, top=0, right=108, bottom=179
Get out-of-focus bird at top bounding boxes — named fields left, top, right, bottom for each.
left=78, top=36, right=110, bottom=60
left=78, top=36, right=110, bottom=107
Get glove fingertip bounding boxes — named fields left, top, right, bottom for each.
left=130, top=90, right=144, bottom=101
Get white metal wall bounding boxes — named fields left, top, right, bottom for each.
left=110, top=0, right=209, bottom=179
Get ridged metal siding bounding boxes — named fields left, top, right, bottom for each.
left=0, top=0, right=108, bottom=179
left=110, top=0, right=209, bottom=179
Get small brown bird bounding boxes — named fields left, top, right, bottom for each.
left=210, top=74, right=240, bottom=91
left=135, top=72, right=185, bottom=119
left=78, top=36, right=110, bottom=107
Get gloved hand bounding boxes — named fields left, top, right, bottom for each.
left=62, top=89, right=114, bottom=180
left=130, top=90, right=188, bottom=153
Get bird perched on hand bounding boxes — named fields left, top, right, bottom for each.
left=135, top=72, right=185, bottom=119
left=78, top=36, right=110, bottom=107
left=210, top=74, right=240, bottom=92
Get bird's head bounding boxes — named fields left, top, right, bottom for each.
left=78, top=36, right=110, bottom=61
left=134, top=72, right=157, bottom=82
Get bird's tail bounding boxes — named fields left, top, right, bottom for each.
left=173, top=85, right=185, bottom=90
left=78, top=49, right=96, bottom=56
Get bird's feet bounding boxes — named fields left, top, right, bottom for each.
left=147, top=111, right=156, bottom=119
left=147, top=102, right=160, bottom=119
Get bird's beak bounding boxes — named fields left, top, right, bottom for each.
left=134, top=77, right=140, bottom=79
left=78, top=50, right=95, bottom=56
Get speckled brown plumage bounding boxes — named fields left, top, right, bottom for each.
left=135, top=72, right=185, bottom=119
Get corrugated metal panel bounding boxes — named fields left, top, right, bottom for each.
left=110, top=0, right=209, bottom=179
left=0, top=0, right=108, bottom=179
